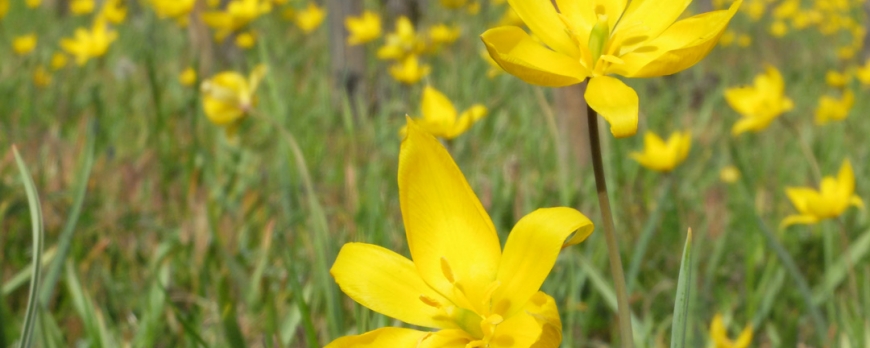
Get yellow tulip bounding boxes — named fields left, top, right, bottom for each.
left=481, top=49, right=504, bottom=78
left=389, top=55, right=430, bottom=84
left=440, top=0, right=467, bottom=9
left=710, top=314, right=753, bottom=348
left=769, top=20, right=788, bottom=37
left=402, top=86, right=488, bottom=140
left=293, top=2, right=326, bottom=33
left=51, top=53, right=68, bottom=70
left=150, top=0, right=195, bottom=26
left=630, top=131, right=691, bottom=173
left=98, top=0, right=127, bottom=24
left=480, top=0, right=741, bottom=137
left=781, top=159, right=864, bottom=228
left=345, top=10, right=381, bottom=45
left=33, top=66, right=51, bottom=88
left=61, top=19, right=118, bottom=65
left=720, top=165, right=741, bottom=184
left=13, top=34, right=38, bottom=56
left=235, top=31, right=257, bottom=49
left=856, top=59, right=870, bottom=86
left=326, top=121, right=593, bottom=348
left=428, top=23, right=461, bottom=46
left=725, top=66, right=793, bottom=136
left=70, top=0, right=95, bottom=15
left=825, top=70, right=849, bottom=88
left=202, top=0, right=271, bottom=41
left=201, top=65, right=267, bottom=135
left=815, top=89, right=854, bottom=125
left=377, top=16, right=425, bottom=60
left=0, top=0, right=8, bottom=20
left=26, top=0, right=40, bottom=8
left=179, top=67, right=197, bottom=87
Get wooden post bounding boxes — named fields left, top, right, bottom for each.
left=327, top=0, right=367, bottom=115
left=554, top=83, right=591, bottom=169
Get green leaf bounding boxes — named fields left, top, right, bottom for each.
left=670, top=229, right=693, bottom=348
left=13, top=146, right=45, bottom=348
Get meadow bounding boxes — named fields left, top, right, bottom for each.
left=1, top=0, right=869, bottom=347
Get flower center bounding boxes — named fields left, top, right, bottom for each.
left=588, top=14, right=610, bottom=66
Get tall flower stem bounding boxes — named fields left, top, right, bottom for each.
left=586, top=105, right=634, bottom=347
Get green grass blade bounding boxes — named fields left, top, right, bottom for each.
left=812, top=228, right=870, bottom=305
left=13, top=145, right=45, bottom=348
left=670, top=229, right=693, bottom=348
left=65, top=262, right=114, bottom=348
left=40, top=120, right=97, bottom=305
left=627, top=176, right=674, bottom=292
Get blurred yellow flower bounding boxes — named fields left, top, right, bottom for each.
left=466, top=1, right=480, bottom=14
left=736, top=34, right=751, bottom=47
left=825, top=70, right=849, bottom=87
left=769, top=21, right=788, bottom=37
left=402, top=86, right=488, bottom=140
left=180, top=67, right=197, bottom=86
left=235, top=31, right=257, bottom=49
left=70, top=0, right=95, bottom=15
left=725, top=66, right=793, bottom=136
left=61, top=19, right=118, bottom=65
left=856, top=59, right=870, bottom=86
left=203, top=0, right=272, bottom=41
left=440, top=0, right=467, bottom=9
left=815, top=90, right=854, bottom=125
left=326, top=120, right=592, bottom=348
left=720, top=165, right=741, bottom=184
left=0, top=0, right=8, bottom=20
left=13, top=34, right=38, bottom=56
left=378, top=16, right=425, bottom=60
left=781, top=159, right=863, bottom=228
left=201, top=65, right=267, bottom=135
left=719, top=30, right=735, bottom=46
left=26, top=0, right=41, bottom=8
left=51, top=53, right=68, bottom=70
left=389, top=55, right=430, bottom=84
left=630, top=131, right=691, bottom=173
left=428, top=24, right=461, bottom=46
left=33, top=66, right=51, bottom=88
left=150, top=0, right=195, bottom=26
left=496, top=7, right=524, bottom=27
left=710, top=314, right=752, bottom=348
left=294, top=2, right=326, bottom=33
left=99, top=0, right=126, bottom=24
left=345, top=10, right=381, bottom=45
left=481, top=0, right=741, bottom=137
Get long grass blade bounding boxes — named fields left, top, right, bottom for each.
left=670, top=229, right=693, bottom=348
left=13, top=145, right=45, bottom=348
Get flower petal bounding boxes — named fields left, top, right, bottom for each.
left=584, top=76, right=639, bottom=137
left=490, top=293, right=562, bottom=348
left=418, top=330, right=474, bottom=348
left=399, top=120, right=502, bottom=311
left=837, top=159, right=855, bottom=201
left=493, top=207, right=593, bottom=318
left=785, top=187, right=819, bottom=214
left=330, top=243, right=457, bottom=329
left=446, top=104, right=488, bottom=139
left=481, top=26, right=588, bottom=87
left=618, top=0, right=693, bottom=42
left=780, top=214, right=819, bottom=229
left=325, top=327, right=429, bottom=348
left=504, top=0, right=580, bottom=57
left=526, top=292, right=562, bottom=348
left=422, top=86, right=458, bottom=128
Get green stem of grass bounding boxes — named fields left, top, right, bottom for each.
left=585, top=105, right=634, bottom=347
left=626, top=175, right=674, bottom=292
left=778, top=117, right=821, bottom=183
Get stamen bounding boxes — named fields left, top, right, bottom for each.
left=419, top=295, right=442, bottom=308
left=440, top=257, right=456, bottom=284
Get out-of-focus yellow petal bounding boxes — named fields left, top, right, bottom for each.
left=325, top=327, right=429, bottom=348
left=619, top=0, right=693, bottom=42
left=585, top=76, right=638, bottom=137
left=446, top=105, right=487, bottom=139
left=505, top=0, right=579, bottom=58
left=851, top=196, right=865, bottom=209
left=838, top=159, right=855, bottom=201
left=733, top=326, right=754, bottom=348
left=481, top=26, right=588, bottom=87
left=492, top=207, right=592, bottom=318
left=785, top=187, right=818, bottom=214
left=331, top=243, right=458, bottom=329
left=422, top=85, right=458, bottom=126
left=780, top=214, right=819, bottom=228
left=399, top=120, right=502, bottom=312
left=730, top=116, right=769, bottom=136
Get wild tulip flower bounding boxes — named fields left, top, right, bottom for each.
left=815, top=89, right=854, bottom=125
left=378, top=16, right=425, bottom=60
left=293, top=2, right=326, bottom=33
left=326, top=121, right=594, bottom=348
left=0, top=0, right=8, bottom=20
left=61, top=19, right=118, bottom=65
left=345, top=10, right=381, bottom=45
left=150, top=0, right=195, bottom=26
left=179, top=67, right=197, bottom=87
left=235, top=31, right=257, bottom=49
left=203, top=0, right=271, bottom=41
left=201, top=65, right=267, bottom=136
left=725, top=66, right=793, bottom=136
left=26, top=0, right=40, bottom=8
left=855, top=59, right=870, bottom=86
left=33, top=66, right=51, bottom=88
left=50, top=53, right=68, bottom=70
left=825, top=70, right=849, bottom=88
left=480, top=0, right=741, bottom=137
left=630, top=131, right=691, bottom=173
left=389, top=55, right=430, bottom=84
left=401, top=86, right=488, bottom=140
left=429, top=24, right=461, bottom=46
left=720, top=165, right=740, bottom=184
left=70, top=0, right=95, bottom=15
left=710, top=314, right=752, bottom=348
left=98, top=0, right=127, bottom=24
left=13, top=34, right=37, bottom=56
left=481, top=50, right=505, bottom=78
left=781, top=160, right=864, bottom=228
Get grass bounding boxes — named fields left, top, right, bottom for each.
left=1, top=0, right=870, bottom=347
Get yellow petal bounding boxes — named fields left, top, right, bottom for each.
left=399, top=120, right=502, bottom=312
left=851, top=196, right=864, bottom=209
left=493, top=207, right=593, bottom=318
left=481, top=26, right=588, bottom=87
left=446, top=104, right=488, bottom=139
left=504, top=0, right=580, bottom=57
left=584, top=76, right=639, bottom=137
left=780, top=214, right=819, bottom=229
left=785, top=187, right=819, bottom=214
left=418, top=330, right=474, bottom=348
left=733, top=326, right=754, bottom=348
left=489, top=309, right=543, bottom=348
left=618, top=0, right=693, bottom=42
left=709, top=314, right=728, bottom=343
left=526, top=292, right=562, bottom=348
left=330, top=243, right=457, bottom=329
left=730, top=116, right=772, bottom=136
left=615, top=1, right=740, bottom=78
left=325, top=327, right=429, bottom=348
left=837, top=159, right=855, bottom=200
left=422, top=85, right=458, bottom=126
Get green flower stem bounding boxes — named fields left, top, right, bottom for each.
left=586, top=105, right=634, bottom=347
left=778, top=117, right=822, bottom=183
left=626, top=174, right=674, bottom=292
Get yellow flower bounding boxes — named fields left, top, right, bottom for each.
left=98, top=0, right=126, bottom=24
left=294, top=2, right=326, bottom=33
left=150, top=0, right=195, bottom=26
left=378, top=16, right=425, bottom=60
left=481, top=0, right=741, bottom=137
left=769, top=20, right=788, bottom=37
left=389, top=55, right=430, bottom=84
left=180, top=67, right=197, bottom=86
left=815, top=90, right=854, bottom=125
left=61, top=19, right=118, bottom=65
left=481, top=49, right=504, bottom=78
left=202, top=0, right=271, bottom=41
left=856, top=59, right=870, bottom=86
left=26, top=0, right=41, bottom=8
left=50, top=53, right=68, bottom=70
left=496, top=7, right=524, bottom=27
left=781, top=159, right=864, bottom=228
left=235, top=31, right=257, bottom=49
left=630, top=131, right=691, bottom=173
left=402, top=86, right=488, bottom=140
left=345, top=10, right=381, bottom=45
left=13, top=34, right=38, bottom=56
left=710, top=314, right=752, bottom=348
left=725, top=66, right=793, bottom=136
left=720, top=165, right=741, bottom=184
left=201, top=65, right=267, bottom=135
left=0, top=0, right=8, bottom=20
left=440, top=0, right=468, bottom=9
left=33, top=66, right=51, bottom=88
left=326, top=121, right=593, bottom=348
left=70, top=0, right=95, bottom=15
left=719, top=30, right=735, bottom=46
left=429, top=23, right=461, bottom=46
left=825, top=70, right=849, bottom=88
left=736, top=34, right=751, bottom=47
